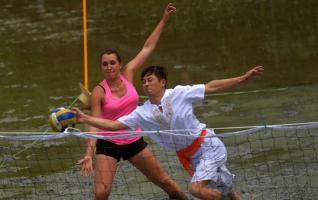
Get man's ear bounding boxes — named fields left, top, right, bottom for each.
left=160, top=79, right=167, bottom=88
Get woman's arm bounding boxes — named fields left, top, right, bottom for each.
left=123, top=3, right=176, bottom=82
left=84, top=86, right=104, bottom=155
left=77, top=85, right=104, bottom=176
left=205, top=66, right=264, bottom=93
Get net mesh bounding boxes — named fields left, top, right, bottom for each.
left=1, top=123, right=318, bottom=200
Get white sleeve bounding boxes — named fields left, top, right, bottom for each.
left=117, top=109, right=140, bottom=129
left=173, top=84, right=205, bottom=103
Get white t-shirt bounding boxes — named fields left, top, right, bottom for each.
left=120, top=84, right=234, bottom=190
left=118, top=84, right=209, bottom=150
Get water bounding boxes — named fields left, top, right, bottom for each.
left=0, top=0, right=317, bottom=131
left=0, top=0, right=317, bottom=199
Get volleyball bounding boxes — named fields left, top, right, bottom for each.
left=48, top=107, right=76, bottom=132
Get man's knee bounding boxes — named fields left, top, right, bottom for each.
left=189, top=183, right=222, bottom=200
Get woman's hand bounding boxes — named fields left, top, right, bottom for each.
left=163, top=3, right=177, bottom=20
left=77, top=155, right=93, bottom=176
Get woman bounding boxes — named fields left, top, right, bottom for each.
left=77, top=4, right=187, bottom=200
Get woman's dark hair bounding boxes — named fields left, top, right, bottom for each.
left=100, top=48, right=122, bottom=63
left=141, top=66, right=168, bottom=83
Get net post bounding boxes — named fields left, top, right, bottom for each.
left=82, top=0, right=88, bottom=90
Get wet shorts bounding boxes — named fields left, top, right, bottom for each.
left=96, top=137, right=147, bottom=162
left=191, top=130, right=234, bottom=195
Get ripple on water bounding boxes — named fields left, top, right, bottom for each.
left=3, top=84, right=38, bottom=89
left=0, top=115, right=45, bottom=124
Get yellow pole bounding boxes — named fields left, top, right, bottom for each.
left=82, top=0, right=88, bottom=90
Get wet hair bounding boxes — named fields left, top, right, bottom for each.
left=141, top=66, right=168, bottom=87
left=100, top=48, right=122, bottom=64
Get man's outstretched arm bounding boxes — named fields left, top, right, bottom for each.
left=205, top=66, right=264, bottom=93
left=73, top=108, right=128, bottom=131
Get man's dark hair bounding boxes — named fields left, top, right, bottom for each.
left=141, top=66, right=168, bottom=82
left=100, top=48, right=122, bottom=64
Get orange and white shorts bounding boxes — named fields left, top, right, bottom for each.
left=190, top=130, right=235, bottom=194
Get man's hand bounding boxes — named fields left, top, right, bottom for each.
left=72, top=107, right=87, bottom=123
left=242, top=66, right=264, bottom=82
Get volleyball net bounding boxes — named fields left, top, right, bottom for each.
left=1, top=122, right=318, bottom=200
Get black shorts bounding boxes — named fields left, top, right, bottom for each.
left=95, top=137, right=147, bottom=162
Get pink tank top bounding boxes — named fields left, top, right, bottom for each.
left=99, top=75, right=140, bottom=145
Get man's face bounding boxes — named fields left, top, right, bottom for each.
left=142, top=74, right=166, bottom=97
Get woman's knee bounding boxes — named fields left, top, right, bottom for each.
left=151, top=173, right=173, bottom=187
left=94, top=182, right=112, bottom=200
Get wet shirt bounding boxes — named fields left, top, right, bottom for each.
left=99, top=75, right=140, bottom=145
left=118, top=84, right=207, bottom=150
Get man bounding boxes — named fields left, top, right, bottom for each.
left=73, top=65, right=264, bottom=200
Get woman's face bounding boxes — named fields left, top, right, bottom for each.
left=101, top=53, right=121, bottom=80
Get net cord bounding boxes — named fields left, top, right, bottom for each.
left=1, top=121, right=317, bottom=140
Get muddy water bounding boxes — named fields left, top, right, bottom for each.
left=0, top=1, right=317, bottom=199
